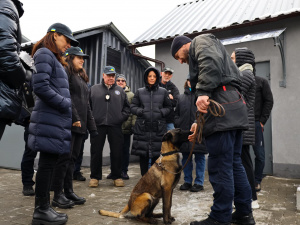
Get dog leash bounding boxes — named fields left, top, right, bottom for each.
left=156, top=99, right=225, bottom=175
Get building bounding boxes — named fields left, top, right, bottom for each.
left=0, top=23, right=148, bottom=169
left=131, top=0, right=300, bottom=178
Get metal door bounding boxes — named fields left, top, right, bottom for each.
left=250, top=61, right=273, bottom=175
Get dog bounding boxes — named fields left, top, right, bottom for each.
left=99, top=128, right=192, bottom=224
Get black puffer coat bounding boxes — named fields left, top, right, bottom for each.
left=174, top=87, right=207, bottom=154
left=235, top=48, right=256, bottom=145
left=131, top=67, right=172, bottom=158
left=0, top=0, right=26, bottom=88
left=67, top=71, right=97, bottom=134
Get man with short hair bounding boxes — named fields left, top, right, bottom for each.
left=89, top=66, right=130, bottom=188
left=159, top=67, right=180, bottom=131
left=171, top=34, right=255, bottom=225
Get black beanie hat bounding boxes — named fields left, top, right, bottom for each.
left=235, top=47, right=255, bottom=68
left=171, top=36, right=192, bottom=58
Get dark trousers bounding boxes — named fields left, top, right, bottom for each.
left=241, top=145, right=257, bottom=201
left=21, top=125, right=37, bottom=186
left=51, top=132, right=84, bottom=192
left=122, top=134, right=131, bottom=173
left=90, top=125, right=123, bottom=180
left=35, top=152, right=58, bottom=198
left=74, top=132, right=88, bottom=175
left=0, top=119, right=6, bottom=140
left=139, top=155, right=159, bottom=176
left=206, top=130, right=252, bottom=223
left=252, top=121, right=265, bottom=184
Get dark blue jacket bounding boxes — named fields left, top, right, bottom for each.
left=28, top=47, right=72, bottom=155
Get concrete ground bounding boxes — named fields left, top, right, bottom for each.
left=0, top=163, right=300, bottom=225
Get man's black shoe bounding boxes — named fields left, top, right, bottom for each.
left=121, top=171, right=129, bottom=180
left=190, top=217, right=230, bottom=225
left=73, top=172, right=86, bottom=181
left=106, top=173, right=112, bottom=179
left=231, top=211, right=255, bottom=225
left=190, top=184, right=204, bottom=192
left=180, top=182, right=192, bottom=191
left=23, top=185, right=35, bottom=196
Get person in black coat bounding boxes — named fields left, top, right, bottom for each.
left=131, top=66, right=172, bottom=176
left=232, top=48, right=259, bottom=209
left=0, top=0, right=26, bottom=139
left=51, top=47, right=97, bottom=209
left=28, top=23, right=79, bottom=225
left=175, top=77, right=207, bottom=192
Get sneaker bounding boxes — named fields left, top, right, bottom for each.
left=73, top=172, right=86, bottom=181
left=22, top=185, right=35, bottom=196
left=89, top=179, right=99, bottom=188
left=190, top=184, right=204, bottom=192
left=255, top=183, right=261, bottom=192
left=231, top=211, right=255, bottom=225
left=121, top=171, right=129, bottom=180
left=180, top=182, right=192, bottom=191
left=114, top=178, right=124, bottom=187
left=190, top=216, right=230, bottom=225
left=252, top=200, right=260, bottom=209
left=106, top=173, right=112, bottom=179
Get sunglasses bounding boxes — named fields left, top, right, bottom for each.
left=116, top=79, right=125, bottom=83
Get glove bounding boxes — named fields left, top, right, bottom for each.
left=90, top=130, right=98, bottom=138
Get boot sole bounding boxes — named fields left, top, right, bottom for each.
left=32, top=217, right=67, bottom=225
left=52, top=201, right=75, bottom=209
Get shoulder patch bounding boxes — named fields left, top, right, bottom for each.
left=115, top=90, right=120, bottom=95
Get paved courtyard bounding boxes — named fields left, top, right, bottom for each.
left=0, top=163, right=300, bottom=225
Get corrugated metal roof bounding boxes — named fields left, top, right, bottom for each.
left=132, top=0, right=300, bottom=46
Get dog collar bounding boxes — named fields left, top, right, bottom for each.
left=161, top=150, right=178, bottom=157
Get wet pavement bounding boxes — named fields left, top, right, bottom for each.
left=0, top=163, right=300, bottom=225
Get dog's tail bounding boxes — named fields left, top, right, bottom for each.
left=99, top=204, right=129, bottom=218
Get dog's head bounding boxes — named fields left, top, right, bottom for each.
left=162, top=128, right=192, bottom=149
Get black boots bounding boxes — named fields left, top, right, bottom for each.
left=64, top=188, right=86, bottom=205
left=32, top=196, right=67, bottom=225
left=52, top=191, right=75, bottom=209
left=231, top=211, right=256, bottom=225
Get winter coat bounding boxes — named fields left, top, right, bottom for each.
left=131, top=67, right=172, bottom=158
left=239, top=64, right=256, bottom=145
left=254, top=76, right=274, bottom=125
left=67, top=70, right=97, bottom=134
left=159, top=80, right=180, bottom=123
left=0, top=0, right=26, bottom=88
left=90, top=81, right=130, bottom=127
left=188, top=33, right=248, bottom=137
left=28, top=47, right=72, bottom=155
left=174, top=87, right=207, bottom=154
left=121, top=86, right=136, bottom=134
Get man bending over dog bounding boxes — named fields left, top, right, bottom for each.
left=99, top=128, right=191, bottom=224
left=171, top=34, right=255, bottom=225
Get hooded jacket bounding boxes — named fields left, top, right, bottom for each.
left=235, top=48, right=256, bottom=145
left=189, top=34, right=248, bottom=137
left=28, top=47, right=72, bottom=155
left=174, top=86, right=207, bottom=154
left=131, top=67, right=172, bottom=158
left=121, top=85, right=136, bottom=134
left=0, top=0, right=26, bottom=88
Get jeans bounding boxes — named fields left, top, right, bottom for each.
left=206, top=130, right=252, bottom=223
left=252, top=121, right=265, bottom=184
left=166, top=123, right=175, bottom=131
left=122, top=134, right=131, bottom=173
left=181, top=152, right=205, bottom=185
left=21, top=125, right=37, bottom=186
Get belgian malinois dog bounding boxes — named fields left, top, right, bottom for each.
left=99, top=128, right=192, bottom=224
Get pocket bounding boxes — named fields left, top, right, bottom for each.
left=157, top=120, right=167, bottom=136
left=133, top=119, right=145, bottom=135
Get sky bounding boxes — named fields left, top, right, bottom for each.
left=20, top=0, right=187, bottom=59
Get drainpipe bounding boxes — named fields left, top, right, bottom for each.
left=131, top=46, right=165, bottom=72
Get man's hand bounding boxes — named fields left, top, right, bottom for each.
left=169, top=94, right=173, bottom=100
left=188, top=123, right=197, bottom=142
left=72, top=121, right=81, bottom=127
left=260, top=122, right=264, bottom=128
left=196, top=95, right=210, bottom=113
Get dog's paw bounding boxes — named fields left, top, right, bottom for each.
left=169, top=216, right=175, bottom=222
left=148, top=218, right=158, bottom=224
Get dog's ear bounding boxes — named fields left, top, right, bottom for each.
left=162, top=132, right=172, bottom=142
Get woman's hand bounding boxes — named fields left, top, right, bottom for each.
left=72, top=121, right=81, bottom=127
left=188, top=123, right=197, bottom=142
